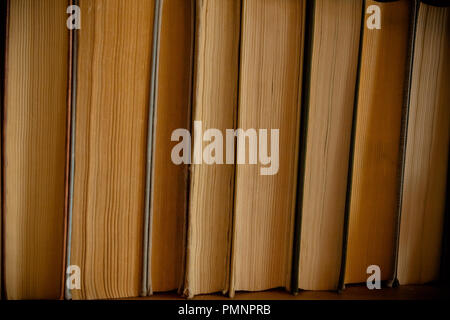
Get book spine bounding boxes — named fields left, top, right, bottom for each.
left=0, top=0, right=8, bottom=301
left=228, top=0, right=243, bottom=298
left=290, top=0, right=315, bottom=295
left=61, top=0, right=74, bottom=301
left=338, top=0, right=367, bottom=292
left=179, top=0, right=196, bottom=297
left=64, top=0, right=79, bottom=301
left=389, top=0, right=420, bottom=288
left=142, top=0, right=163, bottom=297
left=227, top=0, right=243, bottom=298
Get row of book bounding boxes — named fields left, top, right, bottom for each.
left=0, top=0, right=449, bottom=300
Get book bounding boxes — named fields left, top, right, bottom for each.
left=230, top=0, right=306, bottom=296
left=344, top=0, right=412, bottom=285
left=3, top=0, right=69, bottom=299
left=148, top=0, right=194, bottom=294
left=0, top=0, right=7, bottom=301
left=397, top=2, right=450, bottom=285
left=2, top=0, right=449, bottom=302
left=184, top=0, right=240, bottom=298
left=67, top=0, right=155, bottom=299
left=295, top=0, right=362, bottom=291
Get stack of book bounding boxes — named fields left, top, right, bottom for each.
left=1, top=0, right=449, bottom=300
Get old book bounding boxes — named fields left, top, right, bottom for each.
left=397, top=3, right=450, bottom=285
left=296, top=0, right=362, bottom=291
left=68, top=0, right=155, bottom=299
left=230, top=0, right=305, bottom=296
left=184, top=0, right=240, bottom=298
left=0, top=0, right=7, bottom=301
left=3, top=0, right=69, bottom=299
left=344, top=0, right=412, bottom=285
left=148, top=0, right=194, bottom=294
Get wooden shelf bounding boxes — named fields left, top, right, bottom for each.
left=128, top=285, right=448, bottom=300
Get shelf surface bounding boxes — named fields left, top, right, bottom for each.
left=124, top=285, right=448, bottom=300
